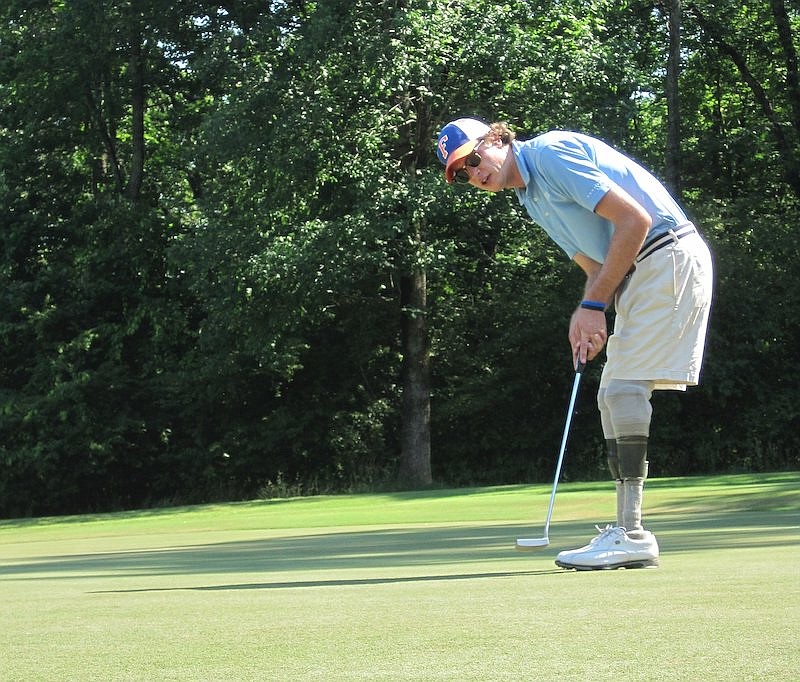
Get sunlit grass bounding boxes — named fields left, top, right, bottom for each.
left=1, top=472, right=798, bottom=680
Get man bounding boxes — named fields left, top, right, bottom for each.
left=436, top=118, right=713, bottom=570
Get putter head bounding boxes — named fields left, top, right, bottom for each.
left=515, top=537, right=549, bottom=551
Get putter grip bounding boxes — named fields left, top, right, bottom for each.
left=575, top=360, right=586, bottom=374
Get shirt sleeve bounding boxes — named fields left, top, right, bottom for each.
left=534, top=137, right=615, bottom=212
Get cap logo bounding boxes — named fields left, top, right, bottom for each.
left=438, top=134, right=449, bottom=160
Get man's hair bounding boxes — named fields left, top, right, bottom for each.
left=489, top=121, right=516, bottom=144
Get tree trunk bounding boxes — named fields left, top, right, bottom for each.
left=665, top=0, right=682, bottom=198
left=398, top=263, right=432, bottom=487
left=128, top=32, right=145, bottom=202
left=688, top=2, right=800, bottom=198
left=770, top=0, right=800, bottom=136
left=395, top=92, right=433, bottom=488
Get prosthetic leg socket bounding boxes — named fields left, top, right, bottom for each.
left=617, top=435, right=649, bottom=535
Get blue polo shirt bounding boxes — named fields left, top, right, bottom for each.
left=513, top=131, right=688, bottom=263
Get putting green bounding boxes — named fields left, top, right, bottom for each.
left=1, top=473, right=798, bottom=681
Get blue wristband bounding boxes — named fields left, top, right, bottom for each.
left=580, top=299, right=607, bottom=311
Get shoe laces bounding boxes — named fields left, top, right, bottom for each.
left=590, top=524, right=626, bottom=545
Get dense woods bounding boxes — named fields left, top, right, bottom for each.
left=1, top=0, right=798, bottom=517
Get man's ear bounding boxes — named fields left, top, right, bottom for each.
left=483, top=131, right=504, bottom=147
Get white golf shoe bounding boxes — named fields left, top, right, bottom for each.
left=555, top=525, right=659, bottom=570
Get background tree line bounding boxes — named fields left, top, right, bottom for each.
left=1, top=0, right=798, bottom=518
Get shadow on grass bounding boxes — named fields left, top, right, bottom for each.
left=2, top=524, right=554, bottom=579
left=2, top=508, right=798, bottom=588
left=91, top=568, right=568, bottom=593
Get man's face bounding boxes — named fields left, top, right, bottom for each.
left=454, top=136, right=509, bottom=192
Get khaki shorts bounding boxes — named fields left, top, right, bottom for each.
left=601, top=230, right=713, bottom=391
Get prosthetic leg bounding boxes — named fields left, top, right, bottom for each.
left=555, top=381, right=659, bottom=569
left=602, top=379, right=653, bottom=532
left=617, top=435, right=649, bottom=537
left=605, top=438, right=625, bottom=528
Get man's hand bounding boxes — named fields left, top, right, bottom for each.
left=568, top=185, right=650, bottom=367
left=569, top=307, right=607, bottom=365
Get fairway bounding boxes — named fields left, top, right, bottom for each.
left=1, top=473, right=798, bottom=681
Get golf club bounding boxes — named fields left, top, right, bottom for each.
left=515, top=360, right=586, bottom=550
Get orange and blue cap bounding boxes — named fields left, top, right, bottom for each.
left=436, top=118, right=490, bottom=183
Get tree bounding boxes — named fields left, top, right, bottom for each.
left=664, top=0, right=683, bottom=197
left=685, top=0, right=800, bottom=197
left=2, top=0, right=799, bottom=517
left=0, top=1, right=270, bottom=514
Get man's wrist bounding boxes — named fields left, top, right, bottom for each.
left=580, top=299, right=607, bottom=311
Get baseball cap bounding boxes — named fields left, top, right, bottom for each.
left=436, top=117, right=490, bottom=183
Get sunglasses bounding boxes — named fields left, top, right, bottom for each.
left=453, top=139, right=485, bottom=183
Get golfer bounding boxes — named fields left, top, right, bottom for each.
left=437, top=118, right=713, bottom=570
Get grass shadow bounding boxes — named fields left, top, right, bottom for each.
left=3, top=507, right=797, bottom=585
left=91, top=568, right=567, bottom=593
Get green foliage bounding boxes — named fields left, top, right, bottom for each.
left=1, top=0, right=799, bottom=516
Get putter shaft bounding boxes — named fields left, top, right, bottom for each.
left=516, top=361, right=585, bottom=550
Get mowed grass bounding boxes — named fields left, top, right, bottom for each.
left=1, top=473, right=798, bottom=681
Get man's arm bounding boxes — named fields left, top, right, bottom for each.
left=586, top=185, right=651, bottom=301
left=569, top=186, right=651, bottom=365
